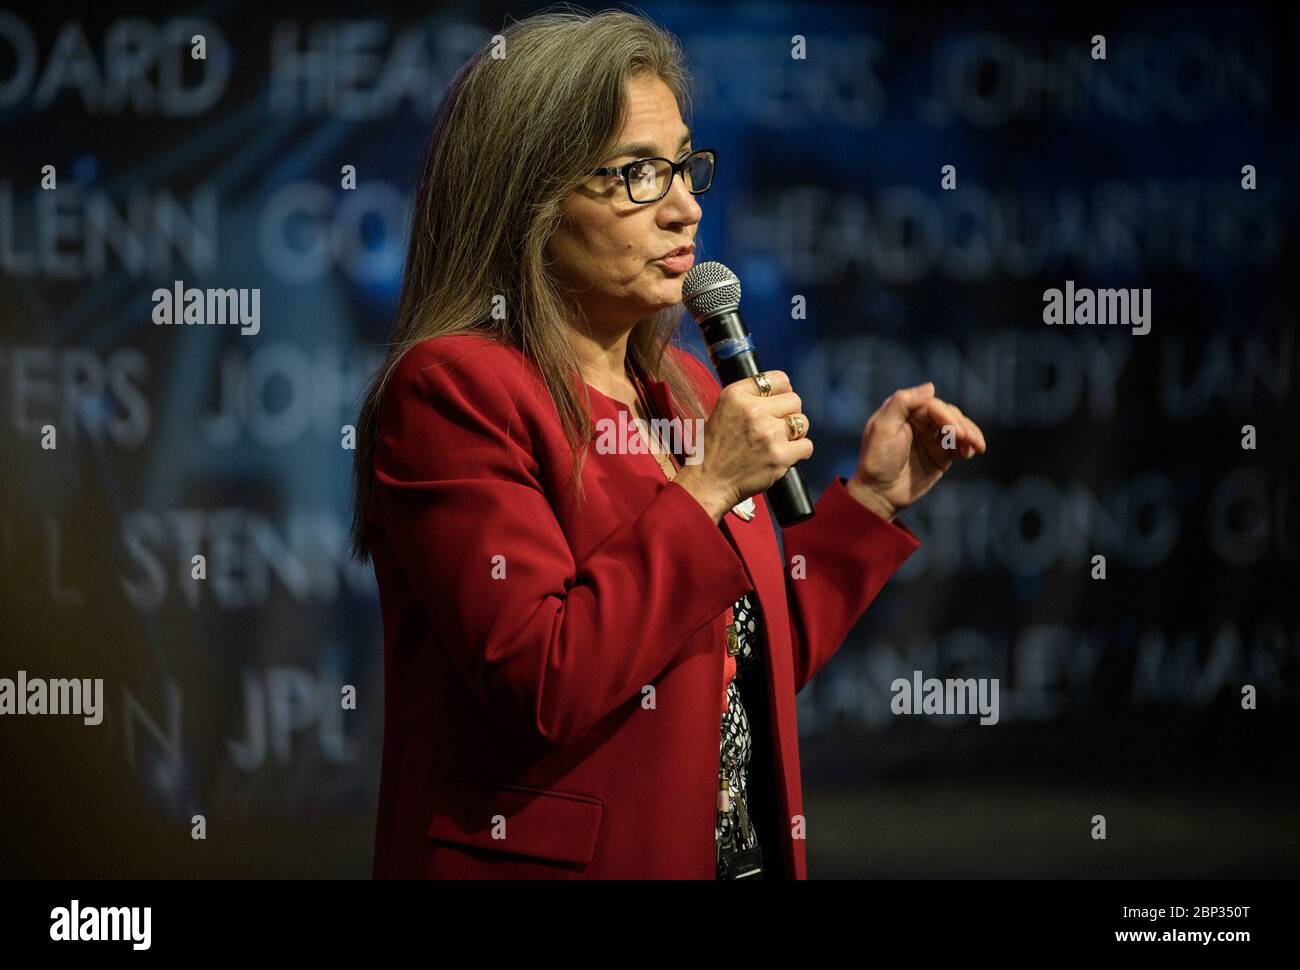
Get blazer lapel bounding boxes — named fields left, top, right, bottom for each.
left=641, top=367, right=802, bottom=877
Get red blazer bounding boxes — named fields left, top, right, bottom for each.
left=366, top=332, right=920, bottom=879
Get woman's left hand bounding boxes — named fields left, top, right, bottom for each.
left=845, top=382, right=987, bottom=521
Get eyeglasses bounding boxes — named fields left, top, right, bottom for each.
left=591, top=148, right=717, bottom=204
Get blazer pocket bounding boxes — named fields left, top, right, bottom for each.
left=427, top=781, right=605, bottom=866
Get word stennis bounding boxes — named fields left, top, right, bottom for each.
left=0, top=671, right=103, bottom=725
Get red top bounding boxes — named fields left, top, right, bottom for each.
left=367, top=332, right=921, bottom=879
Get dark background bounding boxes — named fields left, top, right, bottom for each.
left=1, top=0, right=1296, bottom=878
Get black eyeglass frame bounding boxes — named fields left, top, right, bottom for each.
left=591, top=148, right=717, bottom=204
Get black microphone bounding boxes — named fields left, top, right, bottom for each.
left=682, top=260, right=814, bottom=526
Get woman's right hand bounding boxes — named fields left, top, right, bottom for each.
left=674, top=370, right=813, bottom=523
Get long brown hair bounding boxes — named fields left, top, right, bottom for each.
left=348, top=6, right=708, bottom=563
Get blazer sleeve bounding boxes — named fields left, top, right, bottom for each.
left=371, top=341, right=753, bottom=750
left=673, top=348, right=921, bottom=695
left=780, top=476, right=920, bottom=694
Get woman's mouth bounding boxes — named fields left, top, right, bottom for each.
left=654, top=244, right=695, bottom=275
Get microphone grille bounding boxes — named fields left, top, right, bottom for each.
left=682, top=260, right=741, bottom=321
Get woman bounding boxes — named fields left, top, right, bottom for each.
left=350, top=9, right=986, bottom=880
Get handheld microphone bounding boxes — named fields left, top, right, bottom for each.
left=682, top=260, right=815, bottom=526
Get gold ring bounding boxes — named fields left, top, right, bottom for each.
left=753, top=372, right=772, bottom=397
left=785, top=414, right=806, bottom=440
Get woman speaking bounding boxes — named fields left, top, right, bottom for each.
left=351, top=8, right=985, bottom=880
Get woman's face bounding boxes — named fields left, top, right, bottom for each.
left=549, top=74, right=703, bottom=333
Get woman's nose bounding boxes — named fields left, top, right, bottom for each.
left=658, top=175, right=702, bottom=224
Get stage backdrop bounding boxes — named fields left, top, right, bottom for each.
left=1, top=0, right=1296, bottom=877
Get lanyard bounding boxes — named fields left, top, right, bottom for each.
left=721, top=605, right=740, bottom=713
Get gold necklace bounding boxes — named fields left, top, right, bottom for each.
left=632, top=379, right=678, bottom=481
left=652, top=448, right=677, bottom=480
